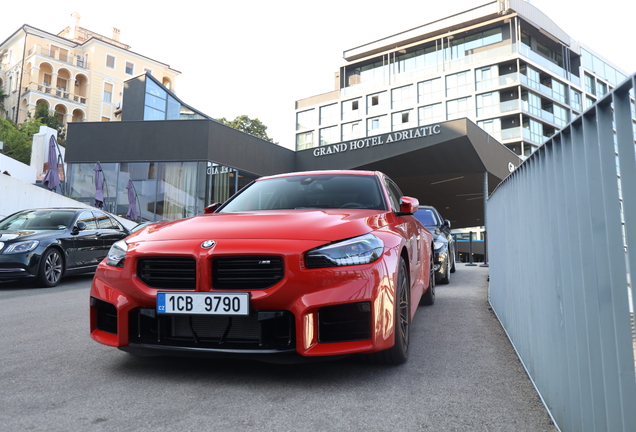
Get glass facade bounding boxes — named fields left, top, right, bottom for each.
left=68, top=161, right=258, bottom=222
left=143, top=78, right=204, bottom=121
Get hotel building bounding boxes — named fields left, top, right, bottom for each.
left=294, top=0, right=629, bottom=158
left=0, top=13, right=179, bottom=127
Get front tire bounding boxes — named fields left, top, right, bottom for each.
left=439, top=255, right=450, bottom=284
left=35, top=248, right=64, bottom=287
left=364, top=258, right=410, bottom=365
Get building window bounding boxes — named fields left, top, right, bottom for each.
left=319, top=126, right=339, bottom=146
left=419, top=103, right=443, bottom=126
left=596, top=81, right=608, bottom=97
left=521, top=90, right=541, bottom=117
left=446, top=70, right=472, bottom=98
left=319, top=103, right=338, bottom=126
left=446, top=96, right=473, bottom=120
left=342, top=121, right=362, bottom=141
left=342, top=98, right=361, bottom=121
left=478, top=118, right=502, bottom=141
left=103, top=83, right=113, bottom=103
left=106, top=54, right=115, bottom=69
left=447, top=27, right=503, bottom=61
left=296, top=109, right=315, bottom=131
left=584, top=74, right=596, bottom=96
left=521, top=31, right=531, bottom=47
left=475, top=66, right=498, bottom=91
left=522, top=117, right=544, bottom=144
left=551, top=79, right=567, bottom=104
left=296, top=131, right=315, bottom=150
left=367, top=91, right=388, bottom=115
left=522, top=64, right=540, bottom=91
left=570, top=89, right=582, bottom=112
left=391, top=84, right=415, bottom=110
left=418, top=78, right=443, bottom=105
left=476, top=92, right=500, bottom=117
left=367, top=115, right=389, bottom=135
left=125, top=61, right=134, bottom=75
left=553, top=104, right=569, bottom=128
left=392, top=110, right=415, bottom=131
left=144, top=79, right=167, bottom=120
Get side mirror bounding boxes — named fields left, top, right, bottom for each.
left=397, top=196, right=419, bottom=215
left=204, top=203, right=221, bottom=214
left=72, top=221, right=87, bottom=234
left=444, top=219, right=451, bottom=228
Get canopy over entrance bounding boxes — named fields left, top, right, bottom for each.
left=295, top=119, right=521, bottom=228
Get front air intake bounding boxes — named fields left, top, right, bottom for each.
left=137, top=257, right=196, bottom=289
left=212, top=256, right=284, bottom=290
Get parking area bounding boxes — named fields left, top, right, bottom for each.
left=0, top=266, right=556, bottom=431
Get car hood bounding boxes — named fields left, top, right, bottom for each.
left=128, top=210, right=391, bottom=243
left=0, top=229, right=63, bottom=241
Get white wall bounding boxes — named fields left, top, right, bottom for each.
left=0, top=153, right=36, bottom=183
left=0, top=173, right=136, bottom=230
left=0, top=126, right=134, bottom=229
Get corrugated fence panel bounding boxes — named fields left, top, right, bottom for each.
left=488, top=74, right=636, bottom=432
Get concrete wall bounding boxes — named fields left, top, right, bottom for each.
left=0, top=154, right=36, bottom=183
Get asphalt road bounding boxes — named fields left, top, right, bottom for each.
left=0, top=267, right=557, bottom=432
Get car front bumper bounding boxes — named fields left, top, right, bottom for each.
left=90, top=239, right=404, bottom=361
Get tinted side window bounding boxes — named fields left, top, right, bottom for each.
left=95, top=212, right=118, bottom=229
left=77, top=211, right=97, bottom=230
left=384, top=178, right=403, bottom=212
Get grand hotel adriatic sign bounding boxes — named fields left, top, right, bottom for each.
left=312, top=124, right=441, bottom=157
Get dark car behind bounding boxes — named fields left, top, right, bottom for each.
left=0, top=208, right=129, bottom=287
left=413, top=205, right=456, bottom=284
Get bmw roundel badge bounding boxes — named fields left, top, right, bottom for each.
left=201, top=240, right=216, bottom=249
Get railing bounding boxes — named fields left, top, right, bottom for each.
left=22, top=82, right=87, bottom=105
left=26, top=45, right=89, bottom=70
left=488, top=73, right=636, bottom=431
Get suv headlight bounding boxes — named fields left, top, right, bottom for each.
left=305, top=234, right=384, bottom=268
left=106, top=240, right=128, bottom=267
left=2, top=240, right=39, bottom=254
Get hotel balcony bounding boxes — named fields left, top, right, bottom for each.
left=22, top=81, right=87, bottom=105
left=26, top=44, right=90, bottom=70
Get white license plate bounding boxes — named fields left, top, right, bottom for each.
left=157, top=292, right=250, bottom=316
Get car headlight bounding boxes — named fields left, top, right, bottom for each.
left=305, top=234, right=384, bottom=268
left=106, top=240, right=128, bottom=267
left=433, top=241, right=446, bottom=251
left=2, top=240, right=39, bottom=254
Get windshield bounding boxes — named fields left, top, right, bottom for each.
left=219, top=174, right=386, bottom=212
left=413, top=208, right=439, bottom=227
left=0, top=210, right=76, bottom=231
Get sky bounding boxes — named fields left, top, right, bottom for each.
left=3, top=0, right=634, bottom=150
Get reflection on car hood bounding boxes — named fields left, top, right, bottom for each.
left=128, top=210, right=391, bottom=243
left=0, top=230, right=53, bottom=241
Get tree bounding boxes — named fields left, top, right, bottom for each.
left=216, top=115, right=277, bottom=144
left=0, top=87, right=7, bottom=115
left=33, top=102, right=66, bottom=144
left=0, top=117, right=42, bottom=165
